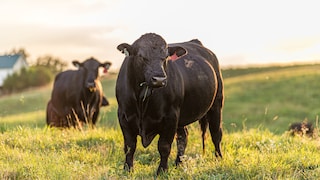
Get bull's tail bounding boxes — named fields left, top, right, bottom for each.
left=46, top=100, right=52, bottom=125
left=199, top=116, right=208, bottom=155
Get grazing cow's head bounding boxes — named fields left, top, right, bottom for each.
left=72, top=57, right=111, bottom=92
left=117, top=33, right=186, bottom=88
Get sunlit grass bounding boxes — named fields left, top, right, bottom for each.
left=0, top=65, right=320, bottom=179
left=1, top=126, right=319, bottom=179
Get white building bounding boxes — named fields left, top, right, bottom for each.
left=0, top=54, right=28, bottom=87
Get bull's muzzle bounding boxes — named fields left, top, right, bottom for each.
left=87, top=82, right=96, bottom=92
left=151, top=76, right=167, bottom=88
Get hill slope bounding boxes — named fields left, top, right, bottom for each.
left=222, top=64, right=320, bottom=133
left=1, top=64, right=320, bottom=133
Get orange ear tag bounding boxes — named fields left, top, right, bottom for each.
left=170, top=53, right=179, bottom=61
left=170, top=52, right=179, bottom=61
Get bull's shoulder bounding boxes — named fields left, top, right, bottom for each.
left=54, top=70, right=81, bottom=82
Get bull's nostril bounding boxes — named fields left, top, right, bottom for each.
left=152, top=77, right=166, bottom=82
left=87, top=82, right=96, bottom=92
left=151, top=77, right=167, bottom=87
left=87, top=82, right=95, bottom=87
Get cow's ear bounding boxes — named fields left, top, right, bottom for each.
left=117, top=43, right=133, bottom=57
left=100, top=62, right=112, bottom=69
left=101, top=96, right=109, bottom=106
left=72, top=61, right=82, bottom=68
left=168, top=46, right=187, bottom=60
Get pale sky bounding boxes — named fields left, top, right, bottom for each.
left=1, top=0, right=320, bottom=70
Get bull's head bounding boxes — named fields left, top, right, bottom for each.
left=117, top=33, right=186, bottom=88
left=72, top=57, right=111, bottom=92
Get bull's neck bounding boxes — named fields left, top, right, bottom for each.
left=125, top=58, right=153, bottom=106
left=124, top=58, right=151, bottom=121
left=127, top=58, right=145, bottom=92
left=82, top=88, right=97, bottom=104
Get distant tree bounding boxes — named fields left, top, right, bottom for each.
left=1, top=49, right=69, bottom=93
left=2, top=66, right=53, bottom=93
left=35, top=55, right=68, bottom=74
left=5, top=48, right=30, bottom=59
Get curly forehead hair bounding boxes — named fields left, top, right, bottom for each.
left=133, top=33, right=167, bottom=49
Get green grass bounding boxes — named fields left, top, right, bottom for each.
left=223, top=64, right=320, bottom=133
left=0, top=66, right=320, bottom=179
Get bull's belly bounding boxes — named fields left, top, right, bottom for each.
left=178, top=78, right=216, bottom=126
left=179, top=95, right=215, bottom=126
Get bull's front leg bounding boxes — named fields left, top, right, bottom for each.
left=91, top=107, right=99, bottom=126
left=123, top=134, right=137, bottom=171
left=119, top=113, right=138, bottom=172
left=157, top=120, right=176, bottom=175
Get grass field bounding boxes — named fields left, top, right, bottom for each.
left=0, top=64, right=320, bottom=179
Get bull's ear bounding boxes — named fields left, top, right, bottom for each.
left=168, top=46, right=187, bottom=60
left=72, top=61, right=82, bottom=68
left=117, top=43, right=133, bottom=57
left=100, top=62, right=112, bottom=69
left=101, top=96, right=109, bottom=106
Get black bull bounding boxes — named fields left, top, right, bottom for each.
left=116, top=33, right=224, bottom=174
left=46, top=57, right=111, bottom=128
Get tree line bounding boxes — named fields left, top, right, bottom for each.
left=1, top=48, right=67, bottom=93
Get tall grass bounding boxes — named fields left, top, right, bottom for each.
left=0, top=126, right=319, bottom=179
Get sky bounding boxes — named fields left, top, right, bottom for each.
left=1, top=0, right=320, bottom=70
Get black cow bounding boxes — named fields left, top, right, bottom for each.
left=46, top=57, right=111, bottom=128
left=289, top=122, right=314, bottom=137
left=116, top=33, right=224, bottom=174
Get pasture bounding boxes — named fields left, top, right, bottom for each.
left=0, top=64, right=320, bottom=179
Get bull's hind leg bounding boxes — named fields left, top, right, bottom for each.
left=175, top=126, right=188, bottom=166
left=207, top=98, right=223, bottom=158
left=199, top=116, right=208, bottom=154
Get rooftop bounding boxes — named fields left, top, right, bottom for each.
left=0, top=54, right=21, bottom=69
